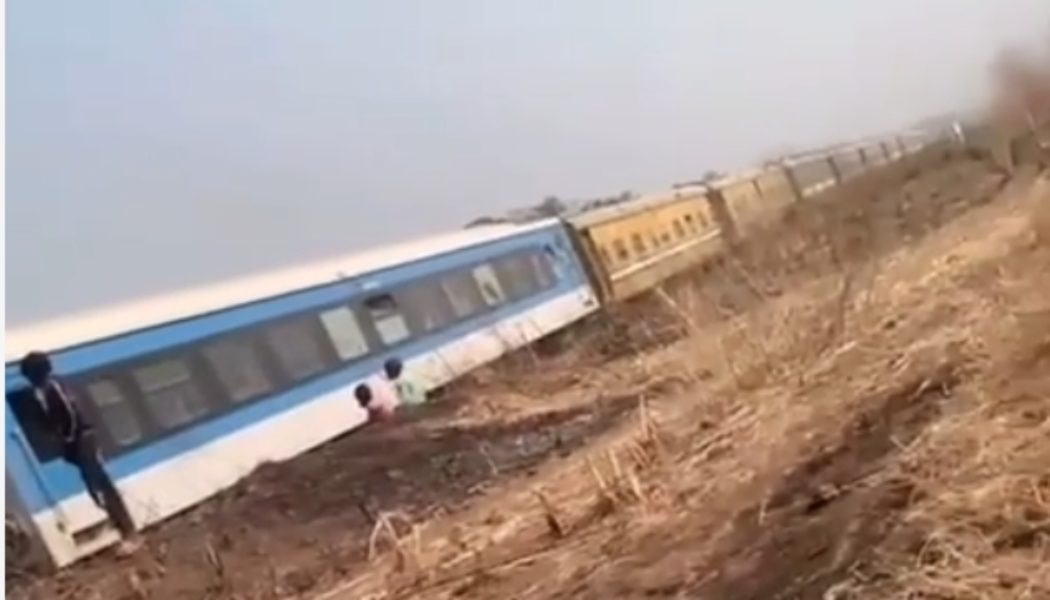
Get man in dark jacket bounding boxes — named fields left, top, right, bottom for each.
left=19, top=351, right=141, bottom=556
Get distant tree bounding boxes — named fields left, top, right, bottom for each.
left=536, top=195, right=567, bottom=217
left=700, top=170, right=725, bottom=183
left=464, top=215, right=504, bottom=229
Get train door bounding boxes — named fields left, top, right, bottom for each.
left=5, top=385, right=118, bottom=567
left=5, top=388, right=68, bottom=567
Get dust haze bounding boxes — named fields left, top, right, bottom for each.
left=7, top=0, right=1049, bottom=324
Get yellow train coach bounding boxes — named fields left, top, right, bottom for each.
left=566, top=188, right=723, bottom=303
left=564, top=164, right=803, bottom=305
left=562, top=130, right=935, bottom=306
left=712, top=166, right=798, bottom=233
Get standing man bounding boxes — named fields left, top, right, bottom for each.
left=19, top=351, right=142, bottom=556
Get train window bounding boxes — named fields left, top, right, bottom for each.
left=672, top=220, right=686, bottom=239
left=265, top=318, right=330, bottom=381
left=661, top=231, right=672, bottom=244
left=683, top=214, right=696, bottom=232
left=472, top=263, right=506, bottom=307
left=400, top=281, right=456, bottom=332
left=86, top=380, right=143, bottom=446
left=133, top=359, right=211, bottom=429
left=319, top=306, right=370, bottom=360
left=365, top=294, right=411, bottom=345
left=495, top=253, right=540, bottom=300
left=542, top=243, right=567, bottom=281
left=697, top=212, right=709, bottom=228
left=529, top=252, right=556, bottom=290
left=598, top=246, right=612, bottom=265
left=612, top=239, right=629, bottom=261
left=650, top=233, right=661, bottom=248
left=631, top=233, right=647, bottom=255
left=203, top=338, right=275, bottom=403
left=442, top=271, right=485, bottom=318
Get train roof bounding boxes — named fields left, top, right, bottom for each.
left=568, top=187, right=710, bottom=229
left=710, top=167, right=770, bottom=188
left=567, top=166, right=787, bottom=230
left=779, top=133, right=920, bottom=167
left=5, top=219, right=559, bottom=363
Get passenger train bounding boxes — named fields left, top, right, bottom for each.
left=6, top=220, right=599, bottom=566
left=5, top=127, right=958, bottom=568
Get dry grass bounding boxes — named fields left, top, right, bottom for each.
left=849, top=173, right=1050, bottom=600
left=328, top=161, right=1049, bottom=600
left=1031, top=177, right=1050, bottom=245
left=9, top=153, right=1046, bottom=600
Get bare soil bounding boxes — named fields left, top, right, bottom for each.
left=9, top=154, right=1049, bottom=600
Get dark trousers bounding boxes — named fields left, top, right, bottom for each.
left=63, top=430, right=136, bottom=538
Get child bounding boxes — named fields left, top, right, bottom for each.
left=354, top=382, right=397, bottom=423
left=383, top=358, right=427, bottom=409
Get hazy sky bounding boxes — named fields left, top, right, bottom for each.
left=7, top=1, right=1049, bottom=325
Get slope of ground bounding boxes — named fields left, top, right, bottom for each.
left=8, top=155, right=1046, bottom=600
left=303, top=166, right=1046, bottom=600
left=321, top=170, right=1048, bottom=600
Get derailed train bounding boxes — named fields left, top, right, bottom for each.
left=569, top=130, right=944, bottom=304
left=4, top=128, right=955, bottom=568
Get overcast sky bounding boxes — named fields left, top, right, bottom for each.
left=7, top=0, right=1049, bottom=325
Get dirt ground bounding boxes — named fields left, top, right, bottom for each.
left=8, top=153, right=1049, bottom=600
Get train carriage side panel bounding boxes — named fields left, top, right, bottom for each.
left=843, top=146, right=867, bottom=178
left=4, top=220, right=599, bottom=568
left=618, top=198, right=708, bottom=299
left=751, top=167, right=799, bottom=221
left=785, top=155, right=837, bottom=199
left=703, top=186, right=739, bottom=247
left=570, top=192, right=722, bottom=303
left=857, top=142, right=884, bottom=170
left=717, top=175, right=766, bottom=232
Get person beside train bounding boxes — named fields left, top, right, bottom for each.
left=354, top=357, right=427, bottom=424
left=383, top=357, right=427, bottom=411
left=354, top=377, right=399, bottom=423
left=18, top=351, right=143, bottom=557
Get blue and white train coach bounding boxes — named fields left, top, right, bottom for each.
left=5, top=219, right=599, bottom=567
